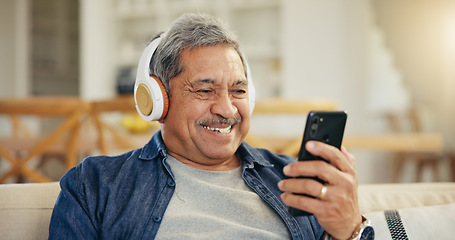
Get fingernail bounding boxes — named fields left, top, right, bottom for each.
left=278, top=181, right=283, bottom=189
left=306, top=141, right=315, bottom=150
left=283, top=165, right=290, bottom=175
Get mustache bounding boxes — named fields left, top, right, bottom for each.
left=197, top=116, right=241, bottom=126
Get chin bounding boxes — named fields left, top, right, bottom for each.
left=202, top=145, right=239, bottom=160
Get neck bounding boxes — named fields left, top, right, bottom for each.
left=167, top=152, right=241, bottom=171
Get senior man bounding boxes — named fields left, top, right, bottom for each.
left=49, top=13, right=372, bottom=240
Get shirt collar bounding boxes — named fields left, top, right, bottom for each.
left=139, top=131, right=274, bottom=168
left=138, top=131, right=167, bottom=161
left=237, top=142, right=274, bottom=169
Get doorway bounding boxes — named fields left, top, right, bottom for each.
left=31, top=0, right=79, bottom=96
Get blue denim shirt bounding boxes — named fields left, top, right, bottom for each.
left=49, top=131, right=324, bottom=240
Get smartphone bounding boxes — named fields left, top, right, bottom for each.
left=289, top=111, right=347, bottom=217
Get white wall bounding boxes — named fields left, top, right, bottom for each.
left=250, top=0, right=373, bottom=141
left=280, top=0, right=406, bottom=184
left=373, top=0, right=455, bottom=150
left=0, top=0, right=29, bottom=97
left=79, top=0, right=116, bottom=100
left=281, top=0, right=372, bottom=135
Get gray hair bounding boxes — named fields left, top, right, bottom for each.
left=149, top=13, right=246, bottom=96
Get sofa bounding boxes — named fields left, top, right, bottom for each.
left=1, top=182, right=455, bottom=240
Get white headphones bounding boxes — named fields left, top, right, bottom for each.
left=134, top=33, right=256, bottom=122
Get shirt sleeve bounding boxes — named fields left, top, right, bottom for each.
left=48, top=165, right=99, bottom=239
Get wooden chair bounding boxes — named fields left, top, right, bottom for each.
left=385, top=108, right=443, bottom=182
left=81, top=95, right=158, bottom=156
left=0, top=97, right=89, bottom=183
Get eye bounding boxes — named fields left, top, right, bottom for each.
left=197, top=89, right=213, bottom=94
left=231, top=89, right=247, bottom=97
left=194, top=88, right=214, bottom=100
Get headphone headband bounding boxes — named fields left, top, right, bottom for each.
left=245, top=60, right=255, bottom=116
left=134, top=33, right=169, bottom=121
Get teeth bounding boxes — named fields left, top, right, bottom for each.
left=202, top=125, right=232, bottom=134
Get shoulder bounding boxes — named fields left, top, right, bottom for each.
left=62, top=131, right=166, bottom=187
left=76, top=150, right=138, bottom=180
left=57, top=145, right=167, bottom=220
left=59, top=149, right=139, bottom=195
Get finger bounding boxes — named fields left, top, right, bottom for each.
left=282, top=186, right=355, bottom=216
left=341, top=146, right=356, bottom=169
left=282, top=161, right=358, bottom=198
left=278, top=178, right=325, bottom=198
left=306, top=141, right=354, bottom=173
left=280, top=190, right=327, bottom=214
left=282, top=161, right=339, bottom=184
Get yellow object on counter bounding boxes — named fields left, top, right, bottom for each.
left=121, top=113, right=159, bottom=133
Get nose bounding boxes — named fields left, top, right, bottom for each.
left=210, top=93, right=237, bottom=118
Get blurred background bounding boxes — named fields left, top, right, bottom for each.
left=1, top=0, right=454, bottom=184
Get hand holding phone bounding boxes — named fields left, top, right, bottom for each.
left=288, top=111, right=347, bottom=217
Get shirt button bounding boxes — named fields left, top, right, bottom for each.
left=153, top=216, right=161, bottom=222
left=167, top=180, right=175, bottom=187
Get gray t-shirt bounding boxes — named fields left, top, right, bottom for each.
left=155, top=155, right=291, bottom=240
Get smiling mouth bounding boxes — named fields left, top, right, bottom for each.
left=198, top=116, right=241, bottom=134
left=201, top=125, right=233, bottom=134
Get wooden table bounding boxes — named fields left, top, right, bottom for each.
left=275, top=133, right=443, bottom=182
left=253, top=133, right=442, bottom=156
left=252, top=98, right=338, bottom=114
left=245, top=99, right=443, bottom=182
left=343, top=133, right=443, bottom=153
left=245, top=98, right=338, bottom=151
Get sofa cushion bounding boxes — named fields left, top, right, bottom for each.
left=364, top=202, right=455, bottom=240
left=358, top=182, right=455, bottom=213
left=0, top=182, right=60, bottom=240
left=1, top=181, right=455, bottom=239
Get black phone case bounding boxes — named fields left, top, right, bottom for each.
left=289, top=111, right=347, bottom=217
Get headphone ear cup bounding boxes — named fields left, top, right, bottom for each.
left=136, top=82, right=154, bottom=116
left=154, top=76, right=169, bottom=121
left=134, top=75, right=169, bottom=121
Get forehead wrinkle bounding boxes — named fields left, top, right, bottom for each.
left=191, top=78, right=215, bottom=87
left=191, top=78, right=247, bottom=88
